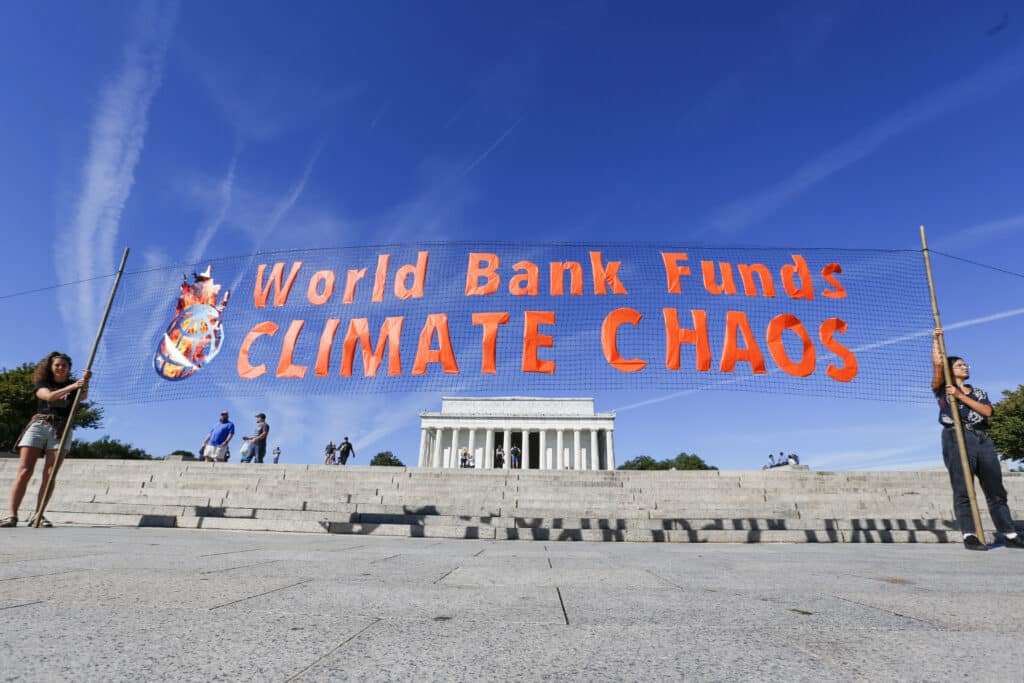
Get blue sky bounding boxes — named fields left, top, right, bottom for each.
left=2, top=1, right=1023, bottom=469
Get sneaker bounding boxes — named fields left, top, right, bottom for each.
left=1003, top=535, right=1024, bottom=549
left=963, top=535, right=988, bottom=551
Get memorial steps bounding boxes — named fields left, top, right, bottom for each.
left=1, top=459, right=1020, bottom=543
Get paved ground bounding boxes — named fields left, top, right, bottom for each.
left=1, top=527, right=1022, bottom=682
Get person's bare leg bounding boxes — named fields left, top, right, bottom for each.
left=34, top=449, right=59, bottom=510
left=9, top=446, right=41, bottom=517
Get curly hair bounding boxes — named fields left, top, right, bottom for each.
left=32, top=351, right=73, bottom=384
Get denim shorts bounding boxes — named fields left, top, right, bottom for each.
left=17, top=421, right=61, bottom=451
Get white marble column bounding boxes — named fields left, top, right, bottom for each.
left=467, top=429, right=477, bottom=468
left=485, top=429, right=495, bottom=469
left=431, top=428, right=443, bottom=468
left=502, top=429, right=511, bottom=470
left=604, top=429, right=615, bottom=470
left=539, top=430, right=548, bottom=470
left=522, top=429, right=530, bottom=470
left=590, top=430, right=599, bottom=471
left=449, top=428, right=460, bottom=468
left=418, top=428, right=429, bottom=467
left=556, top=431, right=565, bottom=470
left=572, top=430, right=581, bottom=471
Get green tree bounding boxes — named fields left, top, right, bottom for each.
left=370, top=451, right=405, bottom=467
left=170, top=449, right=195, bottom=459
left=0, top=363, right=103, bottom=451
left=618, top=455, right=666, bottom=470
left=990, top=384, right=1024, bottom=462
left=618, top=452, right=717, bottom=471
left=68, top=436, right=152, bottom=460
left=670, top=452, right=718, bottom=470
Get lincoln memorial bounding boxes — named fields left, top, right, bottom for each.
left=417, top=397, right=616, bottom=470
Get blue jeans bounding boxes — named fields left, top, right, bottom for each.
left=942, top=428, right=1017, bottom=535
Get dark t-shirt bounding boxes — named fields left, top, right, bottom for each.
left=34, top=380, right=77, bottom=420
left=253, top=422, right=269, bottom=454
left=935, top=385, right=991, bottom=430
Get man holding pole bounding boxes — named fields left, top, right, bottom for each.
left=932, top=329, right=1023, bottom=551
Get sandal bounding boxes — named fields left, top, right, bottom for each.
left=28, top=515, right=52, bottom=528
left=0, top=515, right=17, bottom=528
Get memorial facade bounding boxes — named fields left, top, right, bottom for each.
left=417, top=397, right=616, bottom=470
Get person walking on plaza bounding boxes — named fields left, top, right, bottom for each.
left=337, top=437, right=355, bottom=465
left=2, top=352, right=91, bottom=528
left=932, top=328, right=1023, bottom=551
left=200, top=410, right=235, bottom=462
left=241, top=413, right=269, bottom=463
left=272, top=446, right=281, bottom=464
left=324, top=441, right=336, bottom=465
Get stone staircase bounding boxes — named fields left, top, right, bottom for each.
left=1, top=459, right=1020, bottom=543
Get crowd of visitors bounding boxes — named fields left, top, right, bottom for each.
left=324, top=437, right=356, bottom=465
left=763, top=451, right=799, bottom=469
left=198, top=410, right=278, bottom=464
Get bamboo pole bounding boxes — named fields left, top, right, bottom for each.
left=32, top=247, right=130, bottom=527
left=920, top=226, right=985, bottom=544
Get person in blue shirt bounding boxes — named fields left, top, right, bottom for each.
left=200, top=410, right=235, bottom=462
left=932, top=329, right=1022, bottom=551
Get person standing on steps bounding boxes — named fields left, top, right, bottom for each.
left=2, top=352, right=91, bottom=528
left=337, top=437, right=355, bottom=465
left=241, top=413, right=269, bottom=463
left=932, top=328, right=1023, bottom=551
left=200, top=410, right=234, bottom=463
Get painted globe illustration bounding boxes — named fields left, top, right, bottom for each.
left=153, top=304, right=225, bottom=381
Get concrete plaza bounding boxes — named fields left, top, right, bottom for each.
left=1, top=526, right=1021, bottom=681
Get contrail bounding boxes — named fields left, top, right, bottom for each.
left=460, top=116, right=524, bottom=178
left=57, top=0, right=178, bottom=343
left=702, top=44, right=1024, bottom=236
left=612, top=305, right=1024, bottom=413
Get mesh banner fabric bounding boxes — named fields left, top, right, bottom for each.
left=90, top=242, right=935, bottom=405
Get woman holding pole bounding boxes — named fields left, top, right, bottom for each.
left=1, top=352, right=91, bottom=528
left=932, top=329, right=1022, bottom=551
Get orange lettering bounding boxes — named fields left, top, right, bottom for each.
left=307, top=270, right=335, bottom=305
left=237, top=321, right=278, bottom=379
left=509, top=261, right=539, bottom=296
left=466, top=252, right=500, bottom=296
left=276, top=320, right=308, bottom=379
left=781, top=254, right=814, bottom=300
left=372, top=254, right=390, bottom=303
left=766, top=314, right=815, bottom=377
left=412, top=314, right=459, bottom=375
left=720, top=311, right=766, bottom=374
left=821, top=263, right=847, bottom=299
left=549, top=262, right=583, bottom=296
left=253, top=262, right=303, bottom=308
left=394, top=251, right=429, bottom=300
left=341, top=317, right=404, bottom=377
left=701, top=261, right=737, bottom=295
left=522, top=310, right=556, bottom=373
left=819, top=318, right=858, bottom=382
left=472, top=312, right=510, bottom=374
left=737, top=264, right=776, bottom=297
left=314, top=319, right=341, bottom=376
left=662, top=308, right=711, bottom=371
left=661, top=253, right=691, bottom=294
left=589, top=251, right=628, bottom=295
left=343, top=268, right=367, bottom=304
left=602, top=308, right=646, bottom=372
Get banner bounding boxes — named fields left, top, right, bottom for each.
left=91, top=242, right=934, bottom=404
